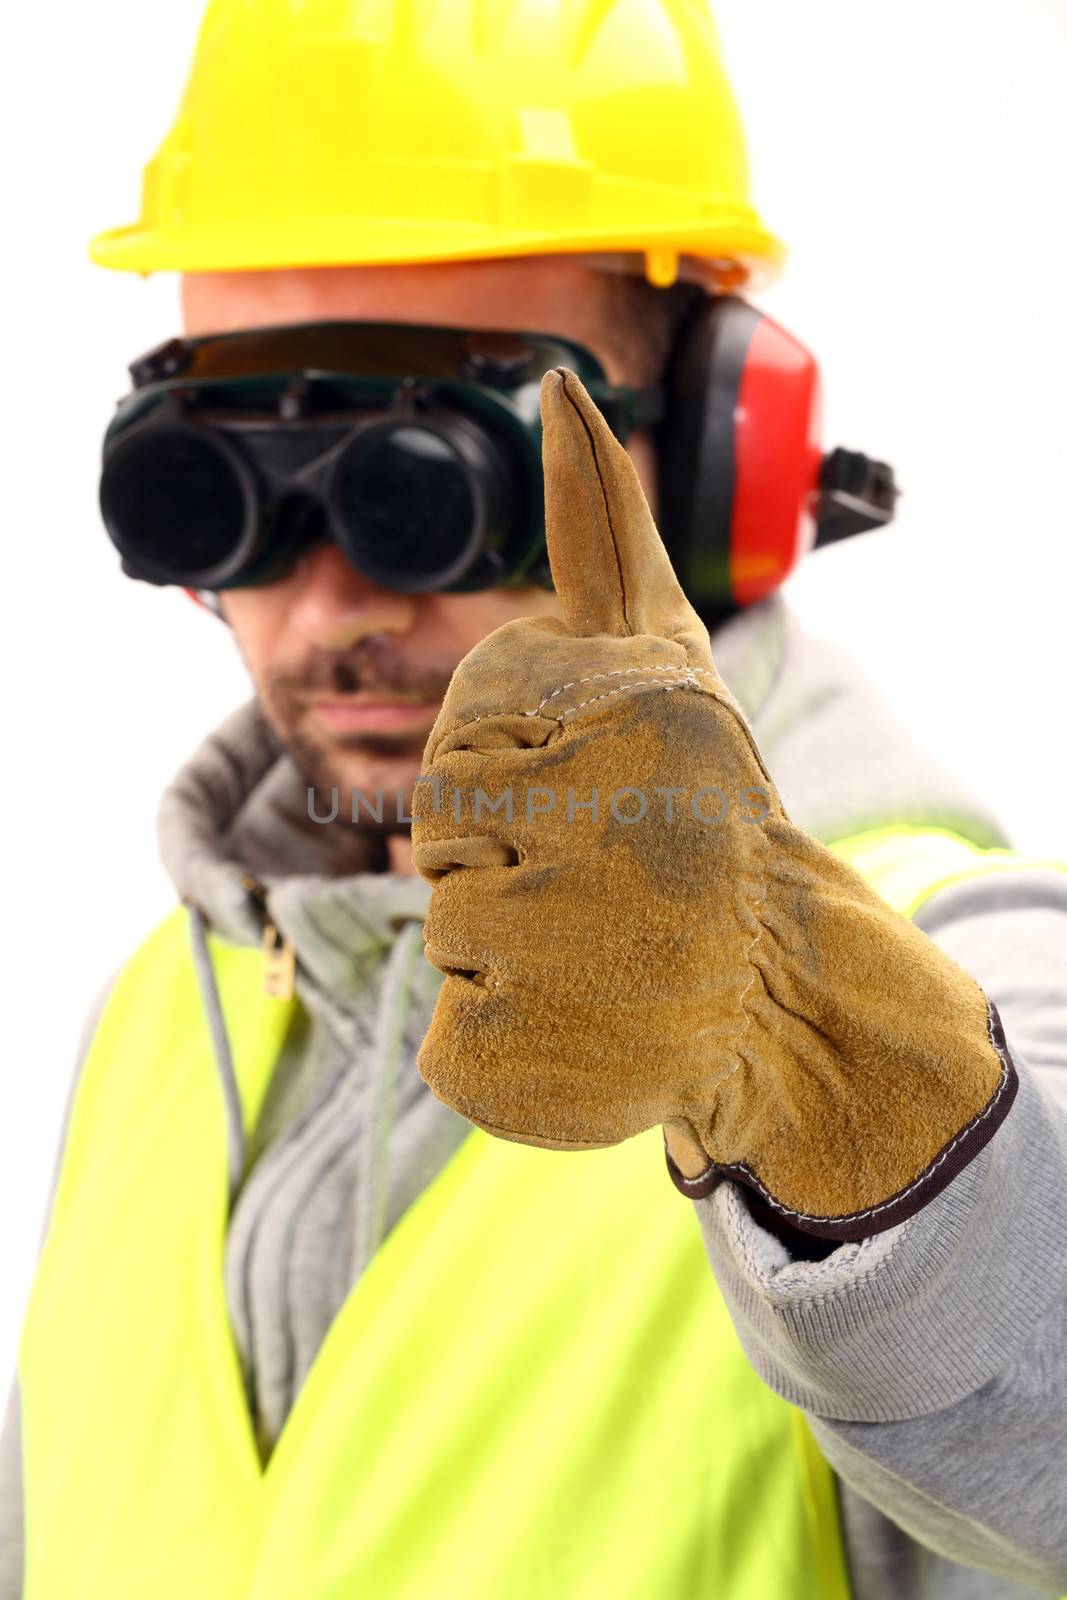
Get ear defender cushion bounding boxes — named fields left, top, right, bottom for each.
left=657, top=297, right=824, bottom=616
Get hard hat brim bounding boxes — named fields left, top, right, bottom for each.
left=87, top=216, right=785, bottom=290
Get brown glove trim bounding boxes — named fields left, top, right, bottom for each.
left=663, top=998, right=1020, bottom=1242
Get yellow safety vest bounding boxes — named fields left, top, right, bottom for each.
left=17, top=827, right=1060, bottom=1599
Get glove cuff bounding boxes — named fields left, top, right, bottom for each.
left=664, top=998, right=1019, bottom=1242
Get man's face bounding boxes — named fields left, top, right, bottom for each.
left=181, top=259, right=660, bottom=846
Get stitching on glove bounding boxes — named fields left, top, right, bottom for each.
left=673, top=998, right=1016, bottom=1228
left=434, top=673, right=754, bottom=750
left=435, top=676, right=714, bottom=745
left=542, top=672, right=752, bottom=729
left=555, top=676, right=714, bottom=720
left=702, top=874, right=769, bottom=1097
left=531, top=663, right=718, bottom=714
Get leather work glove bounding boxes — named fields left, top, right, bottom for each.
left=411, top=367, right=1018, bottom=1241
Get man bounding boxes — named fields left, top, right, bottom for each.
left=3, top=2, right=1066, bottom=1597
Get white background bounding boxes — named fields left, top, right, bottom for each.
left=1, top=0, right=1064, bottom=1374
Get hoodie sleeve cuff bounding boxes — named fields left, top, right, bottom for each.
left=691, top=1042, right=1067, bottom=1422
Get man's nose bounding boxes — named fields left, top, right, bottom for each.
left=286, top=540, right=418, bottom=649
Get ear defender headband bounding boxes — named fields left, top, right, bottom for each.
left=101, top=304, right=897, bottom=622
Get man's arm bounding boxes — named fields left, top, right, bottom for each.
left=694, top=866, right=1067, bottom=1592
left=0, top=972, right=120, bottom=1600
left=405, top=368, right=1065, bottom=1588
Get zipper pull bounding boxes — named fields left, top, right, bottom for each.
left=261, top=921, right=296, bottom=1001
left=240, top=871, right=296, bottom=1001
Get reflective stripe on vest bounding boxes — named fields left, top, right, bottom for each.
left=829, top=824, right=1067, bottom=920
left=20, top=828, right=1060, bottom=1598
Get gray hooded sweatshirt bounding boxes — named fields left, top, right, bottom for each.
left=3, top=591, right=1066, bottom=1598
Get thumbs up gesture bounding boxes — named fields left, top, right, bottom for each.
left=411, top=369, right=1017, bottom=1241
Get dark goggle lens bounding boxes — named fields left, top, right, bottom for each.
left=101, top=425, right=250, bottom=581
left=330, top=424, right=479, bottom=590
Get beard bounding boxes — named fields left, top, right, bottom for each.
left=258, top=634, right=458, bottom=832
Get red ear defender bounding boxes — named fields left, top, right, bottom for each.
left=729, top=311, right=822, bottom=605
left=656, top=296, right=898, bottom=619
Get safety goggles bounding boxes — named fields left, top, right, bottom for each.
left=99, top=321, right=663, bottom=595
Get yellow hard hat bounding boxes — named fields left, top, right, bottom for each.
left=88, top=0, right=784, bottom=290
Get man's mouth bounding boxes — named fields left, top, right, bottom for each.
left=307, top=694, right=441, bottom=733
